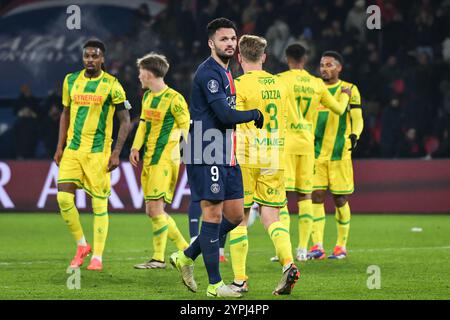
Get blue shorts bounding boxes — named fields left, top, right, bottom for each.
left=187, top=164, right=243, bottom=202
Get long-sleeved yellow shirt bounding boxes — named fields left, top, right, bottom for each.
left=277, top=69, right=349, bottom=155
left=314, top=80, right=363, bottom=160
left=132, top=86, right=190, bottom=165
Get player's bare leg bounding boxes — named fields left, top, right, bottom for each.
left=202, top=200, right=224, bottom=222
left=222, top=198, right=245, bottom=225
left=333, top=195, right=347, bottom=208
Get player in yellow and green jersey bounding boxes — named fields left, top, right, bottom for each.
left=274, top=44, right=351, bottom=262
left=308, top=51, right=364, bottom=260
left=54, top=39, right=131, bottom=271
left=129, top=53, right=190, bottom=269
left=229, top=35, right=300, bottom=296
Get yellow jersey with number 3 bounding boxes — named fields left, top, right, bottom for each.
left=235, top=70, right=291, bottom=169
left=62, top=69, right=126, bottom=154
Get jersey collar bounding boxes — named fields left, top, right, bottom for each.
left=246, top=70, right=269, bottom=76
left=326, top=80, right=342, bottom=89
left=208, top=56, right=230, bottom=72
left=151, top=85, right=169, bottom=96
left=81, top=70, right=104, bottom=81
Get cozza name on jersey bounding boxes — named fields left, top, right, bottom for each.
left=261, top=90, right=281, bottom=100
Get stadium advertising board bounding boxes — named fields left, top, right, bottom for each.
left=0, top=160, right=449, bottom=213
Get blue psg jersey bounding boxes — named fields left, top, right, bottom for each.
left=188, top=56, right=237, bottom=166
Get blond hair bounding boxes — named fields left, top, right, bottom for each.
left=238, top=35, right=267, bottom=63
left=136, top=52, right=170, bottom=78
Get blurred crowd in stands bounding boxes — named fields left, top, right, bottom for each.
left=2, top=0, right=450, bottom=159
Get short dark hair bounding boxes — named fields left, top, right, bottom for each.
left=285, top=43, right=307, bottom=62
left=207, top=17, right=237, bottom=38
left=322, top=51, right=344, bottom=65
left=83, top=38, right=106, bottom=54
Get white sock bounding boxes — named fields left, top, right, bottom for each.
left=77, top=236, right=87, bottom=246
left=282, top=263, right=293, bottom=273
left=315, top=243, right=323, bottom=250
left=219, top=248, right=225, bottom=256
left=92, top=255, right=102, bottom=262
left=297, top=248, right=307, bottom=254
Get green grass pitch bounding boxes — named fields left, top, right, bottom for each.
left=0, top=213, right=449, bottom=300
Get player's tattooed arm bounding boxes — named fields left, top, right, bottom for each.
left=108, top=108, right=131, bottom=172
left=54, top=107, right=70, bottom=166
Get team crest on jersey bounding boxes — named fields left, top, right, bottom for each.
left=211, top=183, right=220, bottom=194
left=113, top=88, right=124, bottom=101
left=207, top=79, right=219, bottom=93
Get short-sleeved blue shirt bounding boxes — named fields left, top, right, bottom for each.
left=188, top=56, right=237, bottom=166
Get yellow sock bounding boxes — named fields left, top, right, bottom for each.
left=151, top=214, right=168, bottom=261
left=92, top=197, right=109, bottom=257
left=57, top=192, right=84, bottom=243
left=167, top=215, right=189, bottom=250
left=229, top=226, right=248, bottom=282
left=268, top=221, right=293, bottom=266
left=279, top=205, right=290, bottom=231
left=336, top=202, right=351, bottom=248
left=298, top=199, right=313, bottom=250
left=311, top=203, right=325, bottom=247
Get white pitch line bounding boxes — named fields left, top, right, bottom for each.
left=0, top=246, right=449, bottom=267
left=348, top=246, right=450, bottom=253
left=0, top=256, right=150, bottom=266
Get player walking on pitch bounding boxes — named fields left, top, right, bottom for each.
left=130, top=53, right=190, bottom=269
left=228, top=35, right=300, bottom=295
left=170, top=18, right=264, bottom=298
left=54, top=39, right=131, bottom=271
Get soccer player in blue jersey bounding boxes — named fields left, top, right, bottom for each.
left=170, top=18, right=264, bottom=298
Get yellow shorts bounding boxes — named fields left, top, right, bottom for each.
left=58, top=148, right=111, bottom=199
left=142, top=162, right=179, bottom=203
left=313, top=159, right=354, bottom=195
left=284, top=154, right=314, bottom=194
left=242, top=167, right=286, bottom=208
